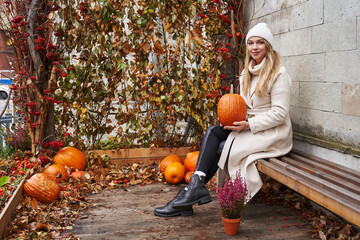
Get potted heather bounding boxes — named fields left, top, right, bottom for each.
left=217, top=171, right=250, bottom=235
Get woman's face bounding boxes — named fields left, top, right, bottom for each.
left=247, top=36, right=267, bottom=65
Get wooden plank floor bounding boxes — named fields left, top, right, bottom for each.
left=64, top=183, right=313, bottom=239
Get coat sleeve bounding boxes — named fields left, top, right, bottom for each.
left=248, top=67, right=291, bottom=133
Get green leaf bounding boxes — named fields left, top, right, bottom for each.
left=0, top=176, right=10, bottom=187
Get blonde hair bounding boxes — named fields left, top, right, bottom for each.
left=242, top=40, right=281, bottom=97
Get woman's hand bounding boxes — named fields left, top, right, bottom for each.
left=223, top=121, right=249, bottom=132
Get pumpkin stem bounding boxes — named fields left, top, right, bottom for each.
left=56, top=173, right=62, bottom=179
left=230, top=84, right=234, bottom=94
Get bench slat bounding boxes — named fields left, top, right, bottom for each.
left=289, top=150, right=360, bottom=179
left=268, top=158, right=360, bottom=205
left=257, top=159, right=360, bottom=227
left=285, top=152, right=360, bottom=186
left=279, top=156, right=360, bottom=195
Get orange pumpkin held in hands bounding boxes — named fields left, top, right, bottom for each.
left=217, top=87, right=247, bottom=126
left=24, top=173, right=60, bottom=203
left=184, top=171, right=194, bottom=184
left=160, top=154, right=182, bottom=174
left=44, top=164, right=69, bottom=182
left=184, top=151, right=199, bottom=173
left=164, top=162, right=185, bottom=185
left=53, top=146, right=87, bottom=170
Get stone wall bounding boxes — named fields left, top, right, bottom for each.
left=243, top=0, right=360, bottom=170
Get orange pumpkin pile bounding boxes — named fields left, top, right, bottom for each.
left=24, top=146, right=87, bottom=204
left=160, top=154, right=182, bottom=174
left=184, top=151, right=199, bottom=173
left=24, top=173, right=61, bottom=204
left=160, top=151, right=199, bottom=185
left=53, top=146, right=87, bottom=170
left=43, top=164, right=69, bottom=182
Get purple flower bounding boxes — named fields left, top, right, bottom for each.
left=216, top=171, right=250, bottom=219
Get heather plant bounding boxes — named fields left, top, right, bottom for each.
left=6, top=124, right=31, bottom=151
left=217, top=171, right=250, bottom=219
left=0, top=126, right=16, bottom=158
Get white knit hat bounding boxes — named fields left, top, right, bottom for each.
left=246, top=22, right=273, bottom=47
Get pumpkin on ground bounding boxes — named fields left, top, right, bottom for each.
left=44, top=164, right=69, bottom=182
left=184, top=151, right=199, bottom=173
left=24, top=173, right=60, bottom=203
left=71, top=170, right=85, bottom=179
left=164, top=162, right=185, bottom=185
left=53, top=146, right=87, bottom=170
left=184, top=171, right=194, bottom=184
left=160, top=154, right=182, bottom=174
left=217, top=93, right=247, bottom=126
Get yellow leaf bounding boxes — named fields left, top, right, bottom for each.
left=149, top=63, right=154, bottom=71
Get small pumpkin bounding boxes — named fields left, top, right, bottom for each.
left=184, top=171, right=194, bottom=184
left=217, top=93, right=247, bottom=126
left=53, top=146, right=87, bottom=170
left=24, top=173, right=60, bottom=203
left=160, top=154, right=182, bottom=174
left=164, top=162, right=185, bottom=185
left=71, top=170, right=85, bottom=179
left=44, top=164, right=69, bottom=182
left=184, top=151, right=200, bottom=173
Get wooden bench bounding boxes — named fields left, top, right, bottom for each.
left=257, top=149, right=360, bottom=227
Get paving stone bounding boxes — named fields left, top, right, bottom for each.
left=64, top=183, right=312, bottom=239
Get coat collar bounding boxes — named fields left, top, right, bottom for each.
left=247, top=58, right=266, bottom=103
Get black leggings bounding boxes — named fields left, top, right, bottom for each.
left=195, top=125, right=231, bottom=183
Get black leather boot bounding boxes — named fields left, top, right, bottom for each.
left=172, top=174, right=212, bottom=208
left=153, top=187, right=193, bottom=217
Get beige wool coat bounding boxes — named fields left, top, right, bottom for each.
left=217, top=60, right=293, bottom=201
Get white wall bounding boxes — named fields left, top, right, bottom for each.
left=244, top=0, right=360, bottom=170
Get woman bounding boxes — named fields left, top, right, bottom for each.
left=154, top=22, right=293, bottom=217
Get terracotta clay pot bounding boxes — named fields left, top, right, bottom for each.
left=222, top=216, right=242, bottom=235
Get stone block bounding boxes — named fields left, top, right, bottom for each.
left=342, top=84, right=360, bottom=117
left=246, top=9, right=289, bottom=37
left=290, top=80, right=300, bottom=107
left=288, top=0, right=324, bottom=31
left=321, top=111, right=360, bottom=145
left=325, top=50, right=360, bottom=84
left=291, top=107, right=360, bottom=146
left=312, top=14, right=357, bottom=52
left=356, top=16, right=360, bottom=49
left=280, top=28, right=312, bottom=56
left=251, top=0, right=310, bottom=19
left=299, top=82, right=341, bottom=112
left=290, top=106, right=324, bottom=133
left=282, top=53, right=325, bottom=83
left=324, top=0, right=360, bottom=23
left=252, top=0, right=285, bottom=19
left=285, top=0, right=308, bottom=8
left=243, top=0, right=255, bottom=24
left=293, top=139, right=360, bottom=171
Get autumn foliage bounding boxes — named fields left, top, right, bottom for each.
left=53, top=0, right=247, bottom=149
left=0, top=0, right=65, bottom=153
left=1, top=0, right=247, bottom=151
